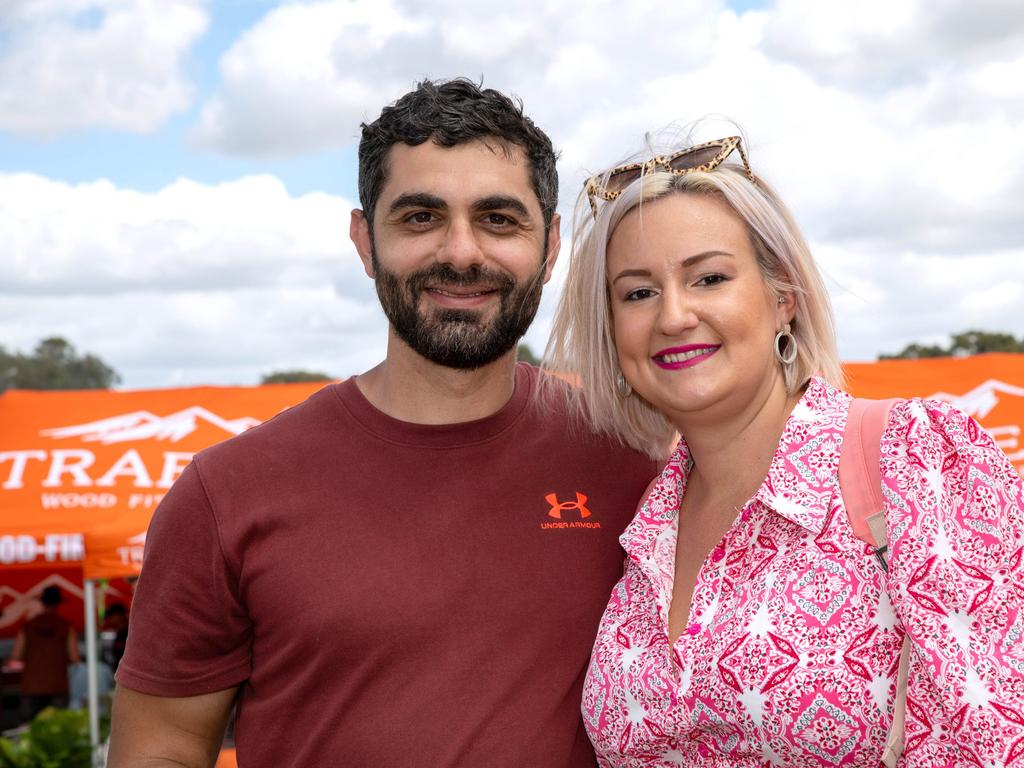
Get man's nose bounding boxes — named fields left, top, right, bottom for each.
left=437, top=219, right=484, bottom=271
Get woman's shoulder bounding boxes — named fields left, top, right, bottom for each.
left=879, top=394, right=1023, bottom=528
left=884, top=395, right=1014, bottom=471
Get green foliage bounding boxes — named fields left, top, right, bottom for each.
left=0, top=708, right=108, bottom=768
left=260, top=370, right=334, bottom=384
left=881, top=329, right=1024, bottom=360
left=0, top=337, right=120, bottom=392
left=879, top=342, right=947, bottom=360
left=948, top=330, right=1024, bottom=355
left=516, top=343, right=540, bottom=366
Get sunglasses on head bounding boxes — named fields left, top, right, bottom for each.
left=583, top=136, right=754, bottom=218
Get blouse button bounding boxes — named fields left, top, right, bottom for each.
left=687, top=622, right=701, bottom=636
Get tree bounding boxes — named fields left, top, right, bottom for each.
left=881, top=329, right=1024, bottom=360
left=879, top=342, right=947, bottom=360
left=948, top=330, right=1024, bottom=356
left=0, top=337, right=120, bottom=392
left=516, top=343, right=541, bottom=366
left=260, top=370, right=334, bottom=384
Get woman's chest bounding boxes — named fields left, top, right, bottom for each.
left=585, top=514, right=905, bottom=766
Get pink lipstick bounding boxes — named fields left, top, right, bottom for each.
left=652, top=344, right=720, bottom=370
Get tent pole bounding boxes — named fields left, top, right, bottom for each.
left=83, top=579, right=101, bottom=764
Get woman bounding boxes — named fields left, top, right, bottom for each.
left=545, top=136, right=1024, bottom=766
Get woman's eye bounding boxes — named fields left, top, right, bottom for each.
left=624, top=287, right=656, bottom=301
left=695, top=273, right=727, bottom=287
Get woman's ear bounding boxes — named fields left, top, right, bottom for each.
left=776, top=292, right=797, bottom=325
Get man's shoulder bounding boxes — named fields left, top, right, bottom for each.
left=195, top=381, right=344, bottom=467
left=523, top=366, right=654, bottom=463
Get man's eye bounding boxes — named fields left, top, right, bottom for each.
left=405, top=212, right=436, bottom=225
left=484, top=213, right=514, bottom=227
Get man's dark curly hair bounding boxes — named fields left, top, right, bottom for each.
left=358, top=78, right=559, bottom=234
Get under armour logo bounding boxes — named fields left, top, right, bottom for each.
left=546, top=492, right=591, bottom=519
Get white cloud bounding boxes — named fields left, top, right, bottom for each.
left=761, top=0, right=1024, bottom=90
left=816, top=242, right=1024, bottom=361
left=5, top=0, right=1024, bottom=386
left=0, top=173, right=383, bottom=386
left=0, top=0, right=209, bottom=136
left=190, top=0, right=723, bottom=156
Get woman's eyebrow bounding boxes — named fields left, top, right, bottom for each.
left=611, top=268, right=651, bottom=285
left=610, top=251, right=734, bottom=284
left=680, top=250, right=734, bottom=267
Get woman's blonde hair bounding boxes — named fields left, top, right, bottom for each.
left=543, top=156, right=843, bottom=460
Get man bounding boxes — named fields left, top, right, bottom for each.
left=10, top=585, right=80, bottom=722
left=109, top=79, right=655, bottom=767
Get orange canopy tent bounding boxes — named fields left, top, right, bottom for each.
left=0, top=381, right=326, bottom=587
left=2, top=354, right=1022, bottom=757
left=843, top=352, right=1024, bottom=477
left=3, top=353, right=1022, bottom=590
left=0, top=381, right=328, bottom=757
left=0, top=380, right=329, bottom=660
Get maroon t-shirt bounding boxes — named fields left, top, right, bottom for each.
left=20, top=612, right=72, bottom=695
left=118, top=365, right=656, bottom=767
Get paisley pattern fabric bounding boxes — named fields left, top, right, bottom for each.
left=584, top=378, right=1024, bottom=767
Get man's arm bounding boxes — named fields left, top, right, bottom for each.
left=107, top=685, right=238, bottom=768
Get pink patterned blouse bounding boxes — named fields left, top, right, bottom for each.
left=584, top=378, right=1024, bottom=767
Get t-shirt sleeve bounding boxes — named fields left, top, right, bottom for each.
left=116, top=459, right=252, bottom=697
left=879, top=398, right=1024, bottom=763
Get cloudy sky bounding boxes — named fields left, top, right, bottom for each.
left=1, top=0, right=1021, bottom=389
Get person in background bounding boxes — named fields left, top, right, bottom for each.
left=101, top=603, right=128, bottom=672
left=107, top=78, right=656, bottom=768
left=545, top=133, right=1024, bottom=765
left=9, top=585, right=80, bottom=722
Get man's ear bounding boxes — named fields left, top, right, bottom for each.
left=541, top=212, right=561, bottom=284
left=350, top=209, right=375, bottom=278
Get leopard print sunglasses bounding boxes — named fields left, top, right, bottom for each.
left=583, top=136, right=754, bottom=218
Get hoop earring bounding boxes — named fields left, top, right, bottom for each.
left=774, top=323, right=798, bottom=366
left=615, top=371, right=632, bottom=399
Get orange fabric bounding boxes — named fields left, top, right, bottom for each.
left=216, top=748, right=238, bottom=768
left=0, top=383, right=328, bottom=578
left=2, top=353, right=1022, bottom=581
left=844, top=353, right=1024, bottom=478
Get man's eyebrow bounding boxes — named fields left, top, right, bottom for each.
left=388, top=192, right=447, bottom=214
left=610, top=251, right=734, bottom=284
left=472, top=195, right=530, bottom=218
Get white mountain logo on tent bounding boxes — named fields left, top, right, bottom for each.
left=930, top=378, right=1024, bottom=419
left=41, top=407, right=261, bottom=445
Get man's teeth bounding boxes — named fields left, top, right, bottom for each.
left=660, top=348, right=713, bottom=363
left=433, top=288, right=490, bottom=297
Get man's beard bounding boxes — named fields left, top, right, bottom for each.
left=373, top=254, right=545, bottom=370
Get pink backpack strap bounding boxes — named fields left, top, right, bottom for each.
left=840, top=397, right=898, bottom=567
left=839, top=396, right=907, bottom=767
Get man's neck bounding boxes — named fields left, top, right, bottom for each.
left=355, top=337, right=520, bottom=425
